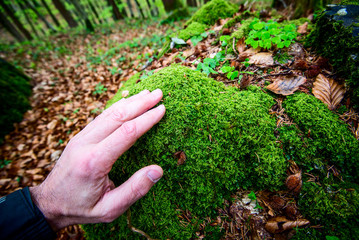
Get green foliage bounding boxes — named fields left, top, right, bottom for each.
left=196, top=52, right=225, bottom=76
left=273, top=50, right=293, bottom=64
left=220, top=65, right=239, bottom=80
left=341, top=0, right=359, bottom=4
left=84, top=64, right=287, bottom=239
left=0, top=159, right=11, bottom=169
left=160, top=7, right=190, bottom=25
left=305, top=12, right=359, bottom=108
left=92, top=83, right=107, bottom=95
left=177, top=22, right=208, bottom=41
left=186, top=0, right=238, bottom=26
left=245, top=18, right=297, bottom=49
left=0, top=59, right=31, bottom=143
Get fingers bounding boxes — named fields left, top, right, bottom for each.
left=80, top=89, right=163, bottom=143
left=92, top=165, right=163, bottom=223
left=95, top=104, right=165, bottom=169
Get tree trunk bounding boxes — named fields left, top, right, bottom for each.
left=18, top=2, right=39, bottom=37
left=0, top=2, right=32, bottom=40
left=52, top=0, right=78, bottom=28
left=68, top=0, right=94, bottom=32
left=107, top=0, right=123, bottom=20
left=272, top=0, right=330, bottom=18
left=26, top=1, right=56, bottom=32
left=0, top=10, right=24, bottom=42
left=40, top=0, right=61, bottom=27
left=87, top=0, right=102, bottom=24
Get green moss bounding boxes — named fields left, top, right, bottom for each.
left=176, top=22, right=208, bottom=41
left=222, top=10, right=256, bottom=29
left=341, top=0, right=359, bottom=5
left=186, top=0, right=238, bottom=26
left=305, top=12, right=359, bottom=108
left=84, top=65, right=287, bottom=239
left=228, top=18, right=253, bottom=53
left=283, top=93, right=359, bottom=179
left=0, top=59, right=31, bottom=143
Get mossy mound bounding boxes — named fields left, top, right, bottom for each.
left=177, top=22, right=208, bottom=41
left=186, top=0, right=238, bottom=26
left=83, top=65, right=359, bottom=239
left=305, top=5, right=359, bottom=108
left=0, top=59, right=31, bottom=143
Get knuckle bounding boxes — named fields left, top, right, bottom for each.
left=121, top=121, right=137, bottom=138
left=108, top=107, right=127, bottom=122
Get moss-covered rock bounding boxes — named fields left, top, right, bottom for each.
left=0, top=59, right=31, bottom=143
left=176, top=21, right=208, bottom=41
left=186, top=0, right=238, bottom=26
left=83, top=65, right=359, bottom=239
left=305, top=5, right=359, bottom=108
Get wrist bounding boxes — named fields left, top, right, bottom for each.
left=29, top=185, right=64, bottom=231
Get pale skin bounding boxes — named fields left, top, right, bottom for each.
left=29, top=89, right=166, bottom=231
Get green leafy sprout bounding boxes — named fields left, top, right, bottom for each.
left=93, top=83, right=107, bottom=95
left=196, top=52, right=225, bottom=76
left=245, top=18, right=297, bottom=49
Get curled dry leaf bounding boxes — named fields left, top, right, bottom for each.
left=238, top=47, right=260, bottom=61
left=286, top=160, right=302, bottom=194
left=312, top=74, right=345, bottom=110
left=174, top=151, right=186, bottom=165
left=122, top=90, right=129, bottom=98
left=265, top=216, right=310, bottom=234
left=236, top=38, right=246, bottom=53
left=248, top=52, right=274, bottom=67
left=266, top=75, right=306, bottom=96
left=297, top=22, right=308, bottom=34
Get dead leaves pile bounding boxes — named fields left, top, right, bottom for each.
left=0, top=21, right=175, bottom=240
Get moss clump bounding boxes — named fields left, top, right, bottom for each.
left=305, top=11, right=359, bottom=108
left=0, top=59, right=31, bottom=143
left=280, top=93, right=359, bottom=239
left=222, top=10, right=256, bottom=29
left=83, top=64, right=287, bottom=239
left=186, top=0, right=238, bottom=26
left=176, top=22, right=208, bottom=41
left=283, top=93, right=359, bottom=179
left=341, top=0, right=359, bottom=5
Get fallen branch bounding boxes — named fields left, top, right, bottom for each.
left=127, top=209, right=159, bottom=240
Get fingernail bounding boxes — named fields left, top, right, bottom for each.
left=147, top=170, right=162, bottom=183
left=152, top=89, right=162, bottom=97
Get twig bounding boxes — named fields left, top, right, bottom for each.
left=127, top=209, right=159, bottom=240
left=232, top=37, right=238, bottom=56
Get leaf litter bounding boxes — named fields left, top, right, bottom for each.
left=1, top=3, right=359, bottom=240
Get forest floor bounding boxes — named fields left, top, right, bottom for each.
left=1, top=3, right=358, bottom=240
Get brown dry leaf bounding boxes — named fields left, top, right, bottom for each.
left=286, top=172, right=302, bottom=194
left=267, top=75, right=306, bottom=95
left=174, top=151, right=186, bottom=165
left=297, top=22, right=308, bottom=34
left=236, top=38, right=245, bottom=53
left=183, top=48, right=195, bottom=58
left=47, top=119, right=58, bottom=130
left=248, top=52, right=274, bottom=66
left=312, top=74, right=345, bottom=110
left=265, top=216, right=309, bottom=233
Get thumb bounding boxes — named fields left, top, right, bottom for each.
left=93, top=165, right=163, bottom=223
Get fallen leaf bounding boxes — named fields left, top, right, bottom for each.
left=122, top=90, right=129, bottom=98
left=297, top=22, right=308, bottom=34
left=286, top=172, right=302, bottom=194
left=47, top=119, right=58, bottom=130
left=266, top=75, right=306, bottom=95
left=265, top=216, right=310, bottom=233
left=236, top=38, right=245, bottom=53
left=248, top=52, right=274, bottom=66
left=183, top=48, right=195, bottom=58
left=174, top=151, right=186, bottom=165
left=312, top=74, right=345, bottom=110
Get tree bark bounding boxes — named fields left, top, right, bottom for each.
left=107, top=0, right=123, bottom=20
left=0, top=10, right=24, bottom=42
left=40, top=0, right=61, bottom=27
left=18, top=2, right=39, bottom=37
left=52, top=0, right=78, bottom=28
left=68, top=0, right=94, bottom=32
left=0, top=2, right=32, bottom=40
left=26, top=1, right=56, bottom=31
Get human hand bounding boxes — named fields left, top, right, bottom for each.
left=29, top=89, right=165, bottom=231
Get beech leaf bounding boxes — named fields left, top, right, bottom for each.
left=248, top=52, right=274, bottom=66
left=265, top=216, right=310, bottom=233
left=266, top=75, right=306, bottom=95
left=312, top=74, right=345, bottom=110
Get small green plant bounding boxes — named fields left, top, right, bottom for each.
left=273, top=51, right=293, bottom=64
left=242, top=58, right=250, bottom=68
left=220, top=65, right=239, bottom=80
left=109, top=67, right=122, bottom=75
left=220, top=35, right=231, bottom=47
left=0, top=159, right=11, bottom=169
left=140, top=70, right=154, bottom=80
left=93, top=83, right=107, bottom=95
left=248, top=191, right=263, bottom=209
left=190, top=30, right=215, bottom=47
left=245, top=18, right=297, bottom=49
left=197, top=52, right=225, bottom=76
